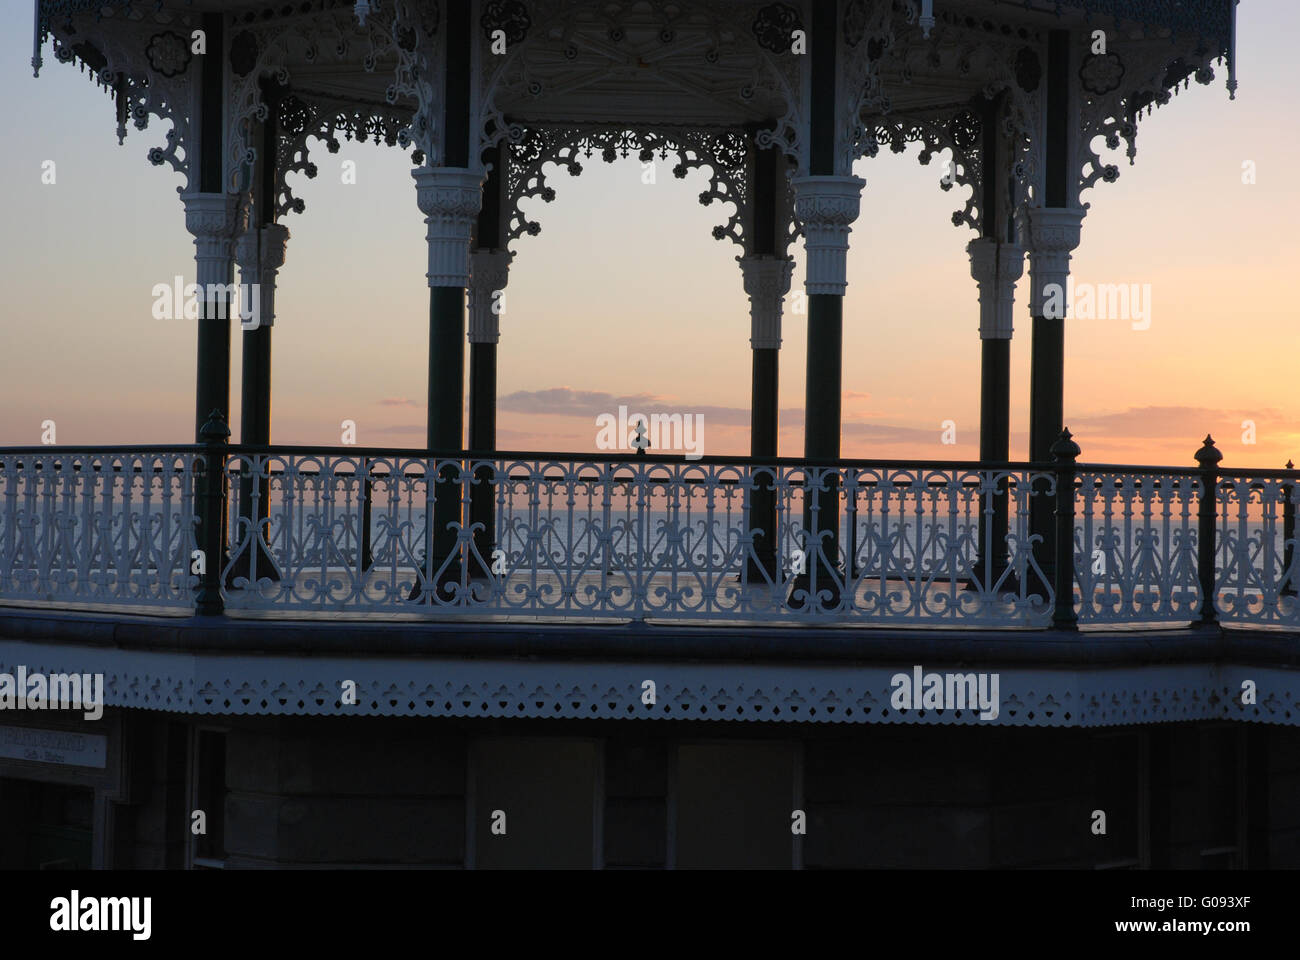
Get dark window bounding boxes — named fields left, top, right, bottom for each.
left=0, top=778, right=93, bottom=870
left=193, top=729, right=226, bottom=866
left=473, top=738, right=597, bottom=868
left=675, top=742, right=796, bottom=869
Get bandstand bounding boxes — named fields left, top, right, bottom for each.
left=2, top=0, right=1295, bottom=871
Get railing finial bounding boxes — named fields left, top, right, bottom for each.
left=199, top=409, right=231, bottom=444
left=1194, top=434, right=1223, bottom=468
left=1050, top=427, right=1081, bottom=462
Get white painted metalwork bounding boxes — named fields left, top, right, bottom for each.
left=3, top=450, right=1297, bottom=630
left=1215, top=473, right=1300, bottom=625
left=2, top=637, right=1296, bottom=727
left=0, top=451, right=199, bottom=608
left=1073, top=471, right=1202, bottom=623
left=213, top=451, right=1053, bottom=624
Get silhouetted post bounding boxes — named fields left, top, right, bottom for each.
left=787, top=1, right=863, bottom=611
left=1195, top=436, right=1223, bottom=625
left=411, top=1, right=482, bottom=601
left=1026, top=30, right=1085, bottom=597
left=467, top=150, right=509, bottom=581
left=360, top=457, right=373, bottom=572
left=1051, top=428, right=1080, bottom=630
left=740, top=138, right=792, bottom=584
left=196, top=409, right=230, bottom=617
left=1283, top=460, right=1296, bottom=597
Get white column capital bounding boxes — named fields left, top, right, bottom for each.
left=791, top=175, right=865, bottom=296
left=181, top=191, right=241, bottom=288
left=234, top=223, right=290, bottom=328
left=412, top=166, right=486, bottom=288
left=968, top=238, right=1026, bottom=340
left=1025, top=205, right=1086, bottom=318
left=738, top=255, right=794, bottom=350
left=468, top=248, right=513, bottom=344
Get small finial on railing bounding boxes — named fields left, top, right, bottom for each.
left=199, top=409, right=231, bottom=445
left=1194, top=434, right=1222, bottom=468
left=632, top=418, right=649, bottom=457
left=1050, top=427, right=1081, bottom=463
left=1287, top=460, right=1295, bottom=472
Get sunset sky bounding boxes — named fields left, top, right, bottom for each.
left=3, top=2, right=1297, bottom=469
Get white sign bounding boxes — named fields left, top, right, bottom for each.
left=0, top=725, right=106, bottom=768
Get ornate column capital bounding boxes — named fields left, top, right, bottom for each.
left=791, top=175, right=865, bottom=296
left=181, top=191, right=241, bottom=288
left=738, top=255, right=794, bottom=350
left=968, top=238, right=1026, bottom=340
left=412, top=167, right=486, bottom=288
left=468, top=249, right=513, bottom=345
left=234, top=223, right=290, bottom=328
left=1025, top=206, right=1086, bottom=318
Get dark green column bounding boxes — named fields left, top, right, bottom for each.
left=190, top=11, right=232, bottom=440
left=185, top=11, right=235, bottom=613
left=980, top=337, right=1011, bottom=586
left=426, top=284, right=467, bottom=597
left=467, top=147, right=507, bottom=581
left=802, top=294, right=844, bottom=606
left=231, top=80, right=285, bottom=584
left=410, top=0, right=482, bottom=601
left=747, top=346, right=780, bottom=581
left=742, top=142, right=788, bottom=584
left=789, top=0, right=862, bottom=610
left=972, top=90, right=1018, bottom=592
left=1028, top=30, right=1085, bottom=598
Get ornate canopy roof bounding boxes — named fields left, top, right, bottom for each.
left=32, top=0, right=1239, bottom=248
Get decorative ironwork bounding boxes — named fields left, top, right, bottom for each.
left=40, top=15, right=196, bottom=187
left=229, top=30, right=259, bottom=78
left=1216, top=474, right=1300, bottom=624
left=145, top=31, right=191, bottom=78
left=1014, top=47, right=1041, bottom=93
left=7, top=642, right=1296, bottom=726
left=864, top=112, right=984, bottom=231
left=504, top=124, right=753, bottom=250
left=275, top=92, right=408, bottom=217
left=862, top=14, right=1042, bottom=234
left=481, top=0, right=531, bottom=45
left=752, top=3, right=802, bottom=55
left=1080, top=52, right=1125, bottom=95
left=1073, top=472, right=1202, bottom=622
left=4, top=446, right=1298, bottom=630
left=1075, top=34, right=1224, bottom=207
left=842, top=0, right=870, bottom=48
left=0, top=451, right=199, bottom=608
left=211, top=452, right=1053, bottom=625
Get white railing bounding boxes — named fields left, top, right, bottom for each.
left=217, top=454, right=1054, bottom=624
left=2, top=444, right=1297, bottom=629
left=0, top=451, right=199, bottom=607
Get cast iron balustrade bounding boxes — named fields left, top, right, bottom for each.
left=1, top=436, right=1297, bottom=629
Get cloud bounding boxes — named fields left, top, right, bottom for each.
left=1068, top=405, right=1288, bottom=441
left=377, top=397, right=417, bottom=407
left=840, top=421, right=949, bottom=444
left=498, top=386, right=802, bottom=427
